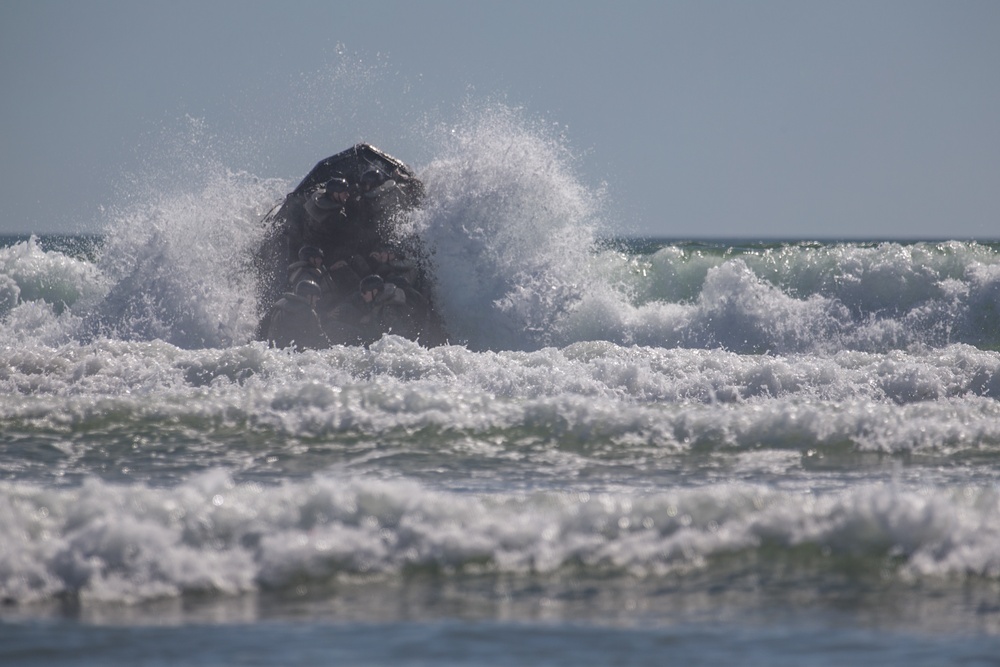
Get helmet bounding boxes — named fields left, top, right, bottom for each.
left=295, top=280, right=322, bottom=297
left=359, top=274, right=385, bottom=295
left=298, top=245, right=324, bottom=262
left=311, top=178, right=351, bottom=211
left=360, top=169, right=385, bottom=190
left=323, top=177, right=350, bottom=194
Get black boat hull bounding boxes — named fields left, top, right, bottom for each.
left=254, top=144, right=444, bottom=347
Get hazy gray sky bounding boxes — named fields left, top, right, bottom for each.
left=2, top=0, right=998, bottom=238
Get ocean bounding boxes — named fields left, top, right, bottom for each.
left=2, top=124, right=1000, bottom=665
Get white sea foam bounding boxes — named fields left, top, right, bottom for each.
left=2, top=337, right=999, bottom=462
left=0, top=238, right=106, bottom=346
left=0, top=237, right=106, bottom=311
left=2, top=470, right=999, bottom=605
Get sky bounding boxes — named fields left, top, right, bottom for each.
left=1, top=0, right=998, bottom=239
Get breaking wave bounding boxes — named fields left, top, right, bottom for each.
left=3, top=470, right=999, bottom=606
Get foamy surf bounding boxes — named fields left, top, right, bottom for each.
left=3, top=470, right=998, bottom=606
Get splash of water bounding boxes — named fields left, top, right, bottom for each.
left=410, top=104, right=604, bottom=351
left=78, top=117, right=287, bottom=349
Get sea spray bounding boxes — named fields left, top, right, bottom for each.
left=82, top=167, right=284, bottom=348
left=410, top=105, right=602, bottom=351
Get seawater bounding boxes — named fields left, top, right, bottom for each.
left=3, top=121, right=1000, bottom=665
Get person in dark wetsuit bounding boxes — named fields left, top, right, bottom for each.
left=287, top=245, right=356, bottom=312
left=265, top=280, right=333, bottom=351
left=360, top=244, right=437, bottom=329
left=363, top=244, right=420, bottom=288
left=300, top=176, right=382, bottom=280
left=300, top=177, right=354, bottom=253
left=327, top=274, right=414, bottom=346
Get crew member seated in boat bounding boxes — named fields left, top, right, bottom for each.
left=360, top=167, right=388, bottom=193
left=265, top=279, right=333, bottom=351
left=287, top=245, right=337, bottom=301
left=351, top=168, right=419, bottom=241
left=287, top=245, right=357, bottom=311
left=339, top=169, right=391, bottom=250
left=302, top=177, right=351, bottom=226
left=361, top=166, right=418, bottom=199
left=300, top=177, right=359, bottom=253
left=300, top=176, right=381, bottom=279
left=347, top=243, right=448, bottom=347
left=364, top=244, right=420, bottom=288
left=327, top=274, right=414, bottom=346
left=361, top=243, right=434, bottom=317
